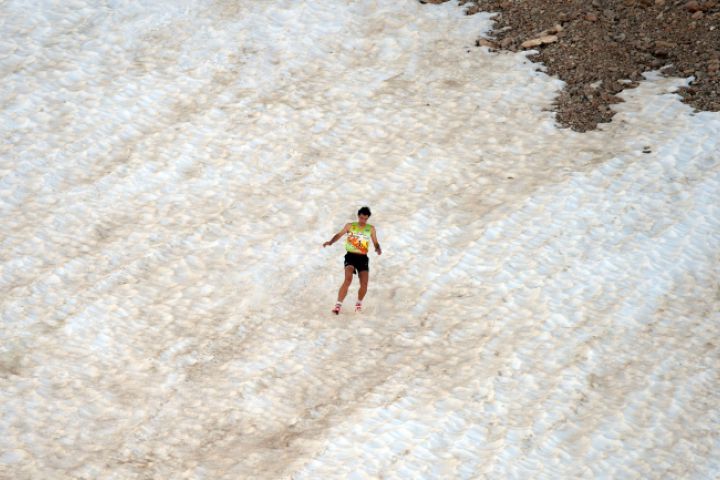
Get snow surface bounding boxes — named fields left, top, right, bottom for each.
left=1, top=1, right=719, bottom=479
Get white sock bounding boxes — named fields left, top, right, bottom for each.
left=356, top=300, right=362, bottom=305
left=335, top=301, right=342, bottom=306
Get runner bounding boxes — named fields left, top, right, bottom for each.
left=323, top=206, right=382, bottom=314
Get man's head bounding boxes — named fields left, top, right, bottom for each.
left=357, top=206, right=371, bottom=223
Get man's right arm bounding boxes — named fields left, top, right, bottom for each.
left=323, top=223, right=349, bottom=247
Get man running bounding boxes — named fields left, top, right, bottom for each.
left=323, top=206, right=382, bottom=314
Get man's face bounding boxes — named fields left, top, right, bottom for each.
left=358, top=214, right=369, bottom=223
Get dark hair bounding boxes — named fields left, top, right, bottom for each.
left=358, top=206, right=372, bottom=217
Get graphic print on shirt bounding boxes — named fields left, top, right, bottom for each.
left=345, top=222, right=372, bottom=255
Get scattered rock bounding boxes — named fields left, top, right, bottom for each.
left=585, top=12, right=599, bottom=21
left=692, top=10, right=704, bottom=19
left=476, top=38, right=498, bottom=48
left=685, top=1, right=702, bottom=12
left=654, top=40, right=677, bottom=57
left=521, top=35, right=559, bottom=49
left=500, top=37, right=514, bottom=48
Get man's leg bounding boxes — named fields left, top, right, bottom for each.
left=358, top=270, right=369, bottom=302
left=337, top=266, right=355, bottom=302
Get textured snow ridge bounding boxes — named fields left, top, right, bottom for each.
left=1, top=1, right=718, bottom=479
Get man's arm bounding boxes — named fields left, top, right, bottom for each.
left=323, top=223, right=350, bottom=247
left=371, top=226, right=382, bottom=255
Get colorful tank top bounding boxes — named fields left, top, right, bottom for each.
left=345, top=222, right=372, bottom=255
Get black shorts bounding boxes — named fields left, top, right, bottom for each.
left=344, top=252, right=369, bottom=274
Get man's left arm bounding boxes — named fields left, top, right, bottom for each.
left=371, top=226, right=382, bottom=255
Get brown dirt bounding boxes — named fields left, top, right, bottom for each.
left=422, top=0, right=720, bottom=132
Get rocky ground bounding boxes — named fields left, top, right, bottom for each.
left=423, top=0, right=720, bottom=131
